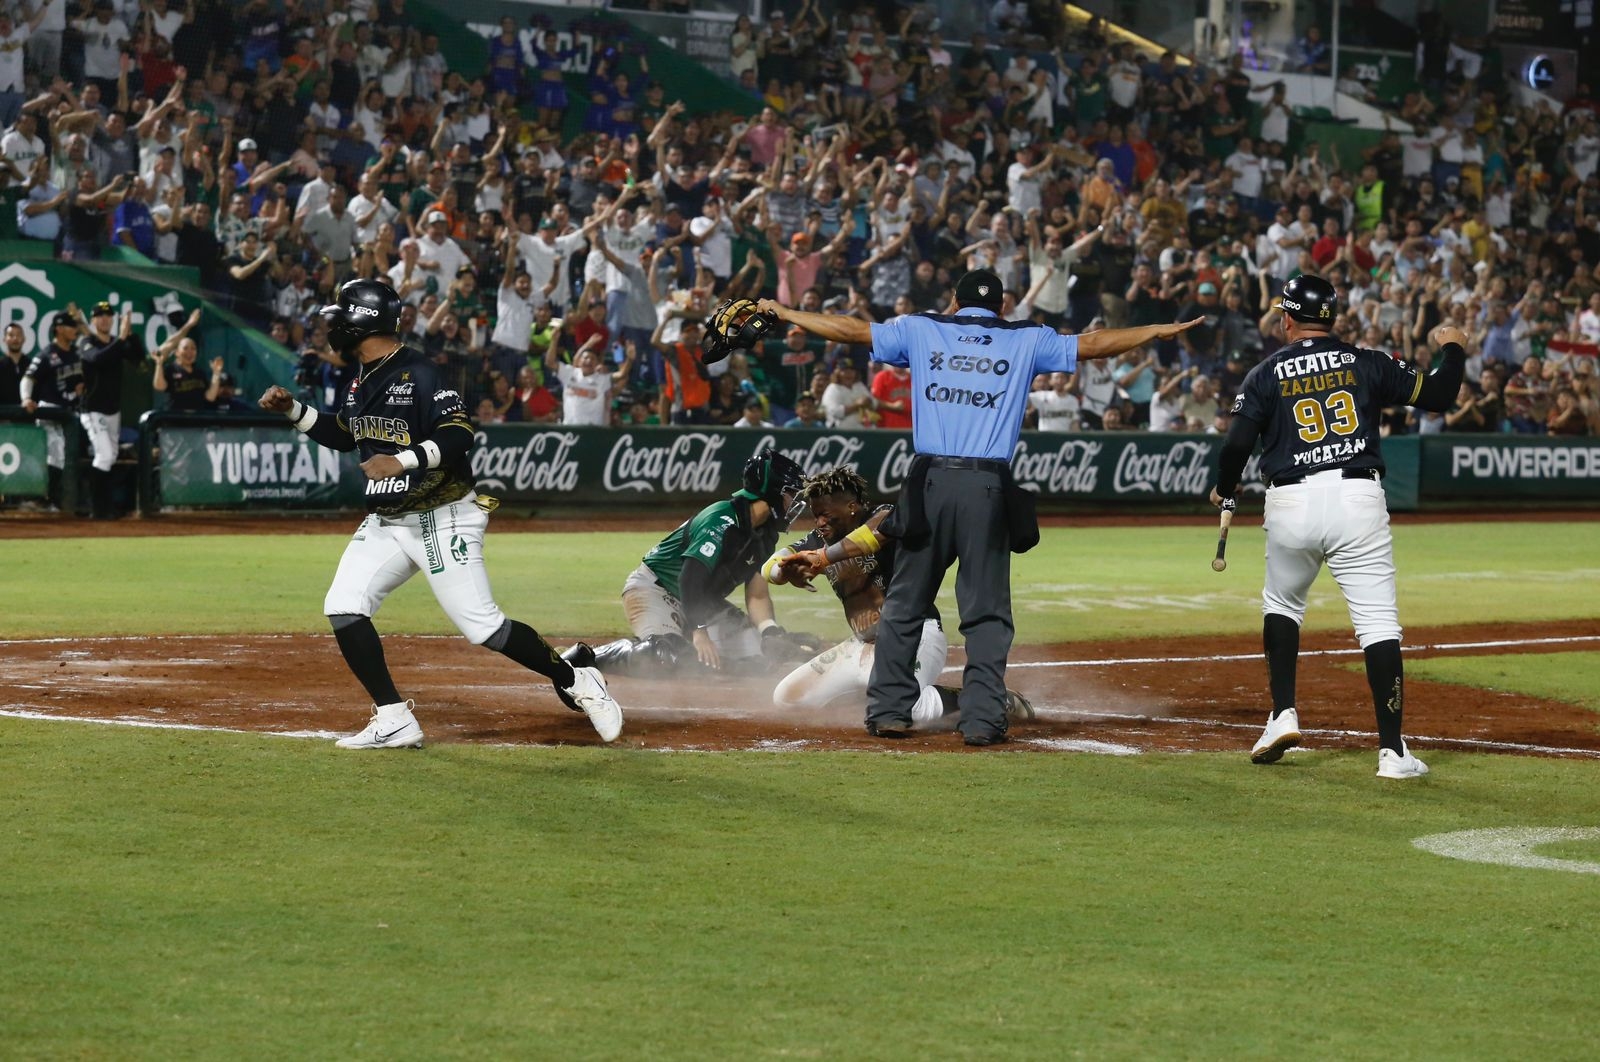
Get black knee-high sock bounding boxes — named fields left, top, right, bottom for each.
left=332, top=617, right=402, bottom=706
left=1263, top=613, right=1300, bottom=717
left=496, top=620, right=576, bottom=688
left=1364, top=639, right=1404, bottom=753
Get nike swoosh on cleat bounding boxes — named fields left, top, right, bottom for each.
left=374, top=727, right=413, bottom=743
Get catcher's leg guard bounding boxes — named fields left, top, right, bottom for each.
left=579, top=634, right=691, bottom=677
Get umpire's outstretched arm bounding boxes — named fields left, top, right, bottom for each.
left=759, top=299, right=1203, bottom=356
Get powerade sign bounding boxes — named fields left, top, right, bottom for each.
left=1428, top=438, right=1600, bottom=498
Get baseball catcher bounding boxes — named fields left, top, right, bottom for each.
left=766, top=467, right=1033, bottom=733
left=701, top=297, right=778, bottom=366
left=258, top=278, right=623, bottom=748
left=564, top=447, right=823, bottom=676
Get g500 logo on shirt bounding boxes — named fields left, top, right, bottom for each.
left=928, top=352, right=1011, bottom=375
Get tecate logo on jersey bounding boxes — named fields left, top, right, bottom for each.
left=1273, top=349, right=1356, bottom=379
left=923, top=384, right=1002, bottom=408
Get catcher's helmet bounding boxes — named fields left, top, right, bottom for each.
left=320, top=278, right=402, bottom=352
left=1277, top=274, right=1337, bottom=325
left=738, top=447, right=806, bottom=529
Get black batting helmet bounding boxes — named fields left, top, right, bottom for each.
left=738, top=447, right=806, bottom=529
left=320, top=278, right=402, bottom=352
left=1277, top=274, right=1337, bottom=325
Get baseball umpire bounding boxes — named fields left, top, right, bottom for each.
left=756, top=271, right=1202, bottom=745
left=1209, top=274, right=1465, bottom=778
left=258, top=278, right=623, bottom=748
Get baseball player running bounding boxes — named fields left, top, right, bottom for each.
left=765, top=466, right=1034, bottom=727
left=1209, top=275, right=1465, bottom=778
left=564, top=448, right=821, bottom=676
left=259, top=278, right=622, bottom=748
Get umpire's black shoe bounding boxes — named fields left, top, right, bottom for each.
left=561, top=642, right=597, bottom=669
left=866, top=721, right=912, bottom=738
left=962, top=731, right=1008, bottom=747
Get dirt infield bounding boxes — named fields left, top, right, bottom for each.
left=5, top=619, right=1597, bottom=758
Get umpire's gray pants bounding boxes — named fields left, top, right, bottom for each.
left=867, top=466, right=1013, bottom=739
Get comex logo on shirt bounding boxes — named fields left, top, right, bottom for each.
left=924, top=384, right=1002, bottom=408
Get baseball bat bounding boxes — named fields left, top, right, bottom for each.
left=1212, top=503, right=1235, bottom=572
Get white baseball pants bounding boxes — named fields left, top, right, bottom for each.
left=1262, top=470, right=1401, bottom=648
left=78, top=411, right=118, bottom=472
left=324, top=493, right=507, bottom=644
left=774, top=618, right=949, bottom=721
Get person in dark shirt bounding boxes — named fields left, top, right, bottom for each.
left=1188, top=196, right=1226, bottom=249
left=0, top=323, right=28, bottom=404
left=75, top=301, right=146, bottom=518
left=176, top=201, right=222, bottom=274
left=258, top=278, right=624, bottom=749
left=1176, top=282, right=1224, bottom=370
left=150, top=311, right=213, bottom=412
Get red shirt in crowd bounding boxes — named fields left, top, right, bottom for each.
left=871, top=366, right=913, bottom=429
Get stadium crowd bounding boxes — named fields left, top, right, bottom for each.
left=0, top=0, right=1596, bottom=437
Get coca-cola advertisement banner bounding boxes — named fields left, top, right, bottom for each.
left=153, top=423, right=1429, bottom=512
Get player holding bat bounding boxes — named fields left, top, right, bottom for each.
left=1208, top=275, right=1465, bottom=778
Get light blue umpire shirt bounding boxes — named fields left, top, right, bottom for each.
left=869, top=308, right=1080, bottom=462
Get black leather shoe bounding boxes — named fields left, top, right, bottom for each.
left=962, top=732, right=1008, bottom=747
left=866, top=721, right=912, bottom=738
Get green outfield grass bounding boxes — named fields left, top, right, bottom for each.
left=3, top=521, right=1595, bottom=642
left=1403, top=652, right=1600, bottom=715
left=3, top=717, right=1599, bottom=1061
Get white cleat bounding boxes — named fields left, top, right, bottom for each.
left=1377, top=742, right=1430, bottom=779
left=561, top=666, right=623, bottom=743
left=1250, top=708, right=1301, bottom=764
left=336, top=700, right=424, bottom=750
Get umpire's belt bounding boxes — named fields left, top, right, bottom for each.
left=1269, top=467, right=1381, bottom=489
left=928, top=456, right=1010, bottom=474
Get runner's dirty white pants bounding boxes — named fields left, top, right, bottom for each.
left=775, top=619, right=948, bottom=722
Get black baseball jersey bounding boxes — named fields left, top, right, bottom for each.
left=77, top=332, right=145, bottom=415
left=161, top=359, right=212, bottom=412
left=327, top=345, right=477, bottom=517
left=0, top=351, right=26, bottom=404
left=1234, top=335, right=1423, bottom=484
left=22, top=342, right=83, bottom=408
left=786, top=504, right=936, bottom=640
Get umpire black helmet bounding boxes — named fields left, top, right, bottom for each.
left=1277, top=274, right=1337, bottom=325
left=319, top=278, right=402, bottom=352
left=737, top=447, right=806, bottom=529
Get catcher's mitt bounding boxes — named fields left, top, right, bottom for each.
left=703, top=298, right=779, bottom=366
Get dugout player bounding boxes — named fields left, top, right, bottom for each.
left=764, top=466, right=1034, bottom=727
left=76, top=302, right=147, bottom=520
left=149, top=310, right=214, bottom=412
left=20, top=313, right=86, bottom=513
left=1209, top=274, right=1465, bottom=779
left=258, top=278, right=623, bottom=748
left=564, top=448, right=821, bottom=676
left=758, top=273, right=1201, bottom=745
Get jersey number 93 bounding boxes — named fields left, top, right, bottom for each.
left=1292, top=390, right=1359, bottom=443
